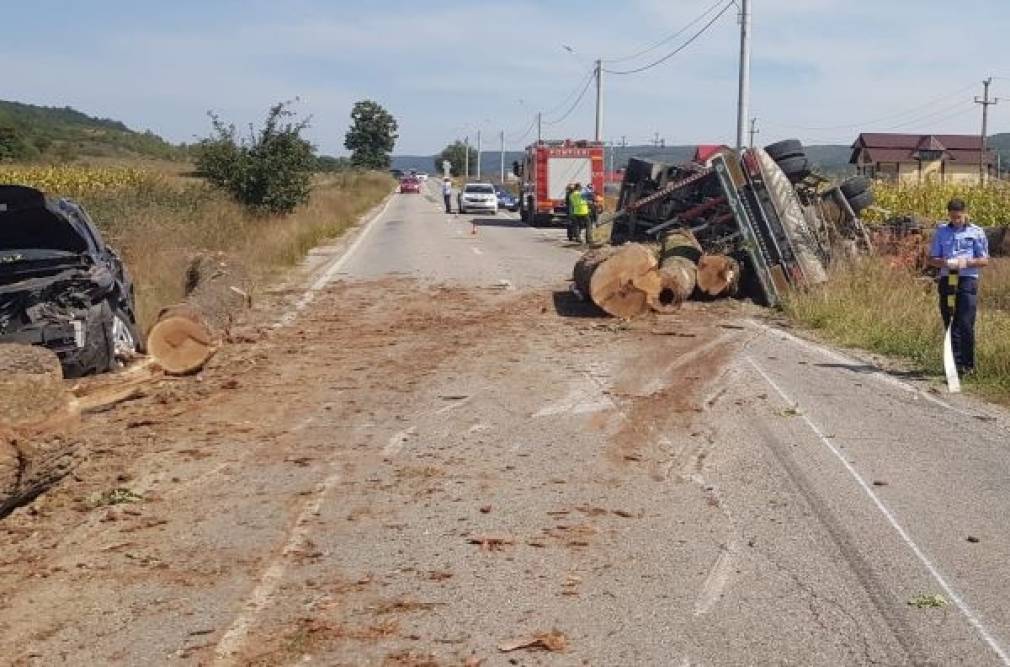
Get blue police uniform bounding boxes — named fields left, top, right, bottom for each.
left=929, top=222, right=988, bottom=372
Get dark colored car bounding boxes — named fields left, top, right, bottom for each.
left=399, top=177, right=421, bottom=194
left=494, top=185, right=519, bottom=212
left=0, top=185, right=141, bottom=377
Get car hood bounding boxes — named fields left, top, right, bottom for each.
left=0, top=185, right=92, bottom=256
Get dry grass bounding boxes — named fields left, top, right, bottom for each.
left=783, top=257, right=1010, bottom=402
left=76, top=171, right=392, bottom=328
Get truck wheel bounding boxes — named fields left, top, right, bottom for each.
left=765, top=139, right=804, bottom=161
left=776, top=155, right=811, bottom=181
left=625, top=157, right=660, bottom=182
left=846, top=190, right=874, bottom=215
left=840, top=176, right=870, bottom=199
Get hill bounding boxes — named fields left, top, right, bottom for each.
left=0, top=100, right=186, bottom=161
left=393, top=141, right=857, bottom=180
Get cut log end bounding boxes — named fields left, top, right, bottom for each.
left=147, top=313, right=215, bottom=375
left=696, top=255, right=740, bottom=299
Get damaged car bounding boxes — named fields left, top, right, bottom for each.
left=0, top=185, right=141, bottom=377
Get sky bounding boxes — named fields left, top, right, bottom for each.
left=3, top=0, right=1009, bottom=156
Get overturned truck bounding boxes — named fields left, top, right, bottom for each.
left=586, top=140, right=873, bottom=313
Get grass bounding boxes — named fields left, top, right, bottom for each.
left=783, top=257, right=1010, bottom=402
left=70, top=170, right=392, bottom=328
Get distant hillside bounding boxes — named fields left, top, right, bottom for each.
left=0, top=100, right=186, bottom=162
left=394, top=141, right=857, bottom=179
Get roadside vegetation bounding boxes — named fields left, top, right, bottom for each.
left=785, top=179, right=1010, bottom=401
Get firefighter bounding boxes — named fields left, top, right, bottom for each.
left=567, top=182, right=590, bottom=244
left=582, top=183, right=598, bottom=244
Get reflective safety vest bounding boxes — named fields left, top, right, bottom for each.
left=568, top=190, right=589, bottom=216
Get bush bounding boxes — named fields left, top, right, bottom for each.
left=196, top=102, right=316, bottom=214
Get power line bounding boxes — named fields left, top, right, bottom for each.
left=542, top=68, right=597, bottom=117
left=602, top=0, right=727, bottom=65
left=543, top=72, right=596, bottom=126
left=879, top=100, right=975, bottom=131
left=602, top=1, right=734, bottom=76
left=503, top=68, right=595, bottom=145
left=763, top=83, right=977, bottom=132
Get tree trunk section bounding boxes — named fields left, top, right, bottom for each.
left=573, top=244, right=659, bottom=319
left=0, top=344, right=82, bottom=517
left=147, top=305, right=215, bottom=375
left=695, top=255, right=741, bottom=298
left=659, top=230, right=703, bottom=264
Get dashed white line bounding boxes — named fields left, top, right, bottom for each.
left=746, top=356, right=1010, bottom=666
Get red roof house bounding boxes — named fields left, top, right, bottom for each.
left=850, top=133, right=995, bottom=184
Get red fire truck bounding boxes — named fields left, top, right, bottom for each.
left=514, top=140, right=605, bottom=225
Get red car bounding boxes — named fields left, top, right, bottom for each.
left=399, top=177, right=421, bottom=194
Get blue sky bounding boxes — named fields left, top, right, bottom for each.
left=3, top=0, right=1008, bottom=155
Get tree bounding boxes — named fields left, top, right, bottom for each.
left=195, top=101, right=316, bottom=214
left=344, top=100, right=397, bottom=169
left=435, top=141, right=477, bottom=177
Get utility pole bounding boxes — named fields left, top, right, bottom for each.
left=476, top=130, right=482, bottom=179
left=464, top=135, right=469, bottom=181
left=749, top=117, right=760, bottom=148
left=500, top=130, right=505, bottom=183
left=736, top=0, right=751, bottom=152
left=537, top=112, right=542, bottom=143
left=975, top=77, right=999, bottom=184
left=594, top=59, right=603, bottom=142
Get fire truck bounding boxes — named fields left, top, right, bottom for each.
left=513, top=140, right=605, bottom=225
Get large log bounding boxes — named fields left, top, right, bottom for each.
left=0, top=344, right=82, bottom=517
left=147, top=252, right=248, bottom=375
left=695, top=255, right=740, bottom=299
left=659, top=230, right=703, bottom=264
left=573, top=244, right=659, bottom=319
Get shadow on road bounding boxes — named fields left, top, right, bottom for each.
left=552, top=290, right=603, bottom=318
left=813, top=362, right=929, bottom=381
left=471, top=217, right=528, bottom=229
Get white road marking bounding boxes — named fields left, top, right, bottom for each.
left=383, top=426, right=416, bottom=458
left=746, top=356, right=1010, bottom=666
left=471, top=247, right=484, bottom=255
left=534, top=382, right=613, bottom=417
left=745, top=320, right=996, bottom=420
left=694, top=544, right=736, bottom=616
left=273, top=193, right=395, bottom=329
left=212, top=416, right=341, bottom=664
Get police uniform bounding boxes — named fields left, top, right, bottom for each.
left=929, top=221, right=988, bottom=372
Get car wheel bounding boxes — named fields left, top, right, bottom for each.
left=840, top=176, right=870, bottom=199
left=764, top=139, right=804, bottom=161
left=111, top=305, right=141, bottom=360
left=846, top=190, right=874, bottom=215
left=776, top=155, right=811, bottom=181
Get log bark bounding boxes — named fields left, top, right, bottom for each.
left=573, top=244, right=659, bottom=319
left=659, top=230, right=703, bottom=265
left=0, top=344, right=82, bottom=517
left=695, top=254, right=741, bottom=298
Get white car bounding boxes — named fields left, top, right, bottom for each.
left=457, top=182, right=498, bottom=214
left=415, top=172, right=429, bottom=181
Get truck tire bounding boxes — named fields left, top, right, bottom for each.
left=840, top=176, right=870, bottom=199
left=625, top=157, right=661, bottom=183
left=846, top=190, right=874, bottom=215
left=765, top=139, right=804, bottom=161
left=776, top=155, right=811, bottom=181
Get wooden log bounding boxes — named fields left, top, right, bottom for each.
left=695, top=255, right=741, bottom=299
left=573, top=244, right=659, bottom=319
left=0, top=344, right=82, bottom=517
left=147, top=305, right=215, bottom=375
left=659, top=229, right=703, bottom=265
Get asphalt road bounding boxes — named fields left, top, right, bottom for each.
left=2, top=181, right=1010, bottom=666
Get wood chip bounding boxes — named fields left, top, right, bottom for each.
left=498, top=630, right=568, bottom=653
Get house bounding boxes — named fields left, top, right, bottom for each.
left=850, top=133, right=995, bottom=184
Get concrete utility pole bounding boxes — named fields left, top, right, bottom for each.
left=736, top=0, right=751, bottom=152
left=749, top=117, right=760, bottom=148
left=537, top=112, right=542, bottom=143
left=595, top=59, right=603, bottom=142
left=476, top=130, right=482, bottom=179
left=499, top=130, right=505, bottom=183
left=975, top=78, right=999, bottom=184
left=464, top=135, right=469, bottom=181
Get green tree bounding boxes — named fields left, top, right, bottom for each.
left=196, top=101, right=316, bottom=214
left=434, top=141, right=476, bottom=177
left=344, top=100, right=398, bottom=169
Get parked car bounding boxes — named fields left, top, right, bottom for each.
left=415, top=172, right=429, bottom=182
left=494, top=185, right=519, bottom=212
left=457, top=183, right=498, bottom=214
left=399, top=177, right=421, bottom=194
left=0, top=185, right=141, bottom=377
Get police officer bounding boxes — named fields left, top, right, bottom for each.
left=928, top=198, right=989, bottom=375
